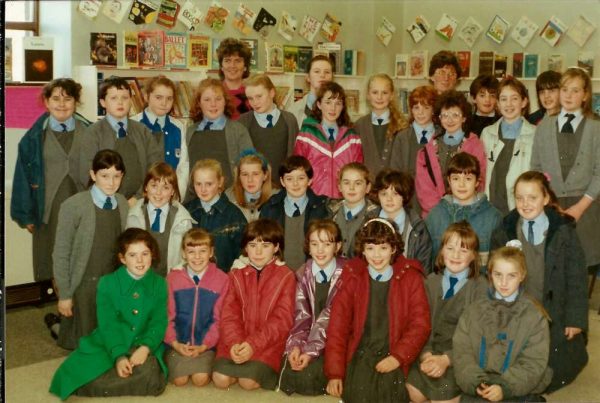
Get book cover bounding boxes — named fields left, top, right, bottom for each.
left=395, top=53, right=408, bottom=78
left=123, top=31, right=138, bottom=67
left=103, top=0, right=132, bottom=24
left=547, top=54, right=564, bottom=73
left=211, top=37, right=222, bottom=69
left=592, top=93, right=600, bottom=118
left=456, top=50, right=471, bottom=78
left=299, top=15, right=322, bottom=43
left=240, top=38, right=258, bottom=71
left=409, top=50, right=427, bottom=78
left=567, top=15, right=596, bottom=47
left=156, top=0, right=180, bottom=28
left=165, top=32, right=187, bottom=69
left=398, top=88, right=409, bottom=114
left=138, top=30, right=165, bottom=67
left=265, top=42, right=284, bottom=73
left=321, top=13, right=342, bottom=42
left=345, top=89, right=360, bottom=115
left=204, top=2, right=230, bottom=33
left=511, top=16, right=538, bottom=48
left=512, top=53, right=524, bottom=78
left=232, top=3, right=257, bottom=35
left=406, top=15, right=429, bottom=44
left=188, top=34, right=211, bottom=68
left=356, top=50, right=366, bottom=76
left=128, top=0, right=160, bottom=25
left=376, top=17, right=396, bottom=46
left=178, top=0, right=203, bottom=31
left=345, top=50, right=357, bottom=76
left=5, top=37, right=12, bottom=82
left=253, top=8, right=277, bottom=39
left=283, top=45, right=299, bottom=73
left=540, top=16, right=567, bottom=47
left=494, top=53, right=507, bottom=78
left=123, top=77, right=144, bottom=115
left=278, top=10, right=297, bottom=41
left=90, top=32, right=117, bottom=66
left=78, top=0, right=102, bottom=19
left=317, top=42, right=342, bottom=74
left=297, top=46, right=313, bottom=73
left=23, top=37, right=53, bottom=82
left=486, top=15, right=510, bottom=44
left=577, top=51, right=594, bottom=77
left=458, top=16, right=483, bottom=48
left=524, top=53, right=539, bottom=78
left=478, top=51, right=494, bottom=76
left=435, top=13, right=458, bottom=41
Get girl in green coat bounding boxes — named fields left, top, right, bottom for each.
left=50, top=228, right=168, bottom=400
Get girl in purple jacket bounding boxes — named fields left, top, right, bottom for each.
left=279, top=219, right=345, bottom=395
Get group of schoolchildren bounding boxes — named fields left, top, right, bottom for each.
left=10, top=38, right=597, bottom=402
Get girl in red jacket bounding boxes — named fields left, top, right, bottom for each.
left=212, top=218, right=296, bottom=390
left=325, top=218, right=431, bottom=402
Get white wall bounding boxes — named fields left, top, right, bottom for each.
left=39, top=0, right=72, bottom=78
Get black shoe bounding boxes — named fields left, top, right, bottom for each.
left=44, top=313, right=60, bottom=329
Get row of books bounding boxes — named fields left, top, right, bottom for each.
left=395, top=50, right=595, bottom=80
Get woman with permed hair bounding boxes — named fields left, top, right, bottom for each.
left=216, top=37, right=253, bottom=120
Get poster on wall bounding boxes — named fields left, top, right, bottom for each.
left=376, top=17, right=396, bottom=46
left=103, top=0, right=132, bottom=24
left=128, top=0, right=160, bottom=25
left=278, top=11, right=297, bottom=41
left=435, top=13, right=459, bottom=41
left=406, top=15, right=430, bottom=44
left=458, top=16, right=483, bottom=48
left=540, top=16, right=567, bottom=47
left=321, top=13, right=342, bottom=42
left=78, top=0, right=102, bottom=19
left=204, top=2, right=230, bottom=33
left=178, top=0, right=203, bottom=31
left=567, top=15, right=596, bottom=47
left=156, top=0, right=181, bottom=28
left=232, top=3, right=257, bottom=36
left=299, top=15, right=322, bottom=43
left=511, top=16, right=539, bottom=48
left=485, top=15, right=510, bottom=44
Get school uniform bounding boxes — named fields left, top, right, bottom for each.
left=80, top=117, right=162, bottom=199
left=53, top=188, right=128, bottom=349
left=531, top=112, right=600, bottom=266
left=126, top=199, right=195, bottom=275
left=325, top=256, right=431, bottom=403
left=279, top=257, right=346, bottom=396
left=287, top=93, right=315, bottom=129
left=354, top=111, right=400, bottom=182
left=11, top=112, right=90, bottom=281
left=481, top=117, right=536, bottom=214
left=407, top=271, right=488, bottom=400
left=470, top=112, right=500, bottom=137
left=184, top=194, right=247, bottom=272
left=214, top=260, right=296, bottom=390
left=453, top=291, right=552, bottom=400
left=328, top=198, right=379, bottom=258
left=182, top=117, right=253, bottom=197
left=49, top=266, right=168, bottom=400
left=527, top=108, right=546, bottom=126
left=164, top=263, right=229, bottom=380
left=238, top=109, right=299, bottom=187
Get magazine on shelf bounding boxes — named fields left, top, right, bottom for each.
left=494, top=53, right=507, bottom=78
left=188, top=34, right=211, bottom=68
left=524, top=53, right=539, bottom=78
left=123, top=31, right=138, bottom=67
left=283, top=45, right=299, bottom=73
left=5, top=37, right=13, bottom=82
left=478, top=51, right=494, bottom=76
left=316, top=42, right=342, bottom=74
left=265, top=42, right=284, bottom=73
left=512, top=53, right=524, bottom=78
left=577, top=51, right=594, bottom=76
left=164, top=32, right=187, bottom=69
left=297, top=46, right=313, bottom=73
left=240, top=38, right=258, bottom=71
left=409, top=50, right=428, bottom=78
left=547, top=54, right=564, bottom=73
left=90, top=32, right=117, bottom=67
left=211, top=37, right=222, bottom=69
left=395, top=54, right=409, bottom=78
left=456, top=51, right=471, bottom=78
left=138, top=30, right=165, bottom=68
left=345, top=89, right=360, bottom=115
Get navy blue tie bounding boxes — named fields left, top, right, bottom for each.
left=266, top=114, right=274, bottom=128
left=117, top=122, right=127, bottom=138
left=561, top=113, right=575, bottom=134
left=103, top=197, right=113, bottom=210
left=152, top=119, right=161, bottom=133
left=293, top=203, right=301, bottom=217
left=346, top=210, right=353, bottom=221
left=328, top=127, right=335, bottom=142
left=377, top=118, right=384, bottom=126
left=203, top=121, right=213, bottom=131
left=319, top=270, right=328, bottom=283
left=420, top=130, right=428, bottom=145
left=60, top=123, right=68, bottom=132
left=528, top=221, right=535, bottom=244
left=375, top=274, right=383, bottom=281
left=151, top=209, right=162, bottom=232
left=444, top=276, right=459, bottom=299
left=193, top=275, right=200, bottom=285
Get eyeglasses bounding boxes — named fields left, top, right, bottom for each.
left=439, top=112, right=463, bottom=120
left=434, top=69, right=457, bottom=79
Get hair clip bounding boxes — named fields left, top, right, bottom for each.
left=506, top=239, right=523, bottom=250
left=237, top=148, right=269, bottom=169
left=543, top=171, right=551, bottom=183
left=363, top=218, right=396, bottom=233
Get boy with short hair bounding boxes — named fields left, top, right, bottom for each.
left=469, top=74, right=500, bottom=137
left=260, top=155, right=329, bottom=270
left=80, top=77, right=162, bottom=204
left=425, top=152, right=501, bottom=271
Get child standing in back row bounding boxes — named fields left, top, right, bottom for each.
left=468, top=74, right=500, bottom=137
left=287, top=55, right=334, bottom=125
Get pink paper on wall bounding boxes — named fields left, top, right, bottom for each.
left=5, top=86, right=46, bottom=129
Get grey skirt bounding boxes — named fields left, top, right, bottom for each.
left=164, top=348, right=215, bottom=380
left=212, top=357, right=278, bottom=390
left=406, top=360, right=460, bottom=400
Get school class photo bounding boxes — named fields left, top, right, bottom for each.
left=3, top=0, right=600, bottom=402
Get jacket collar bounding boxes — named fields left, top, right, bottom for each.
left=501, top=206, right=573, bottom=245
left=115, top=265, right=159, bottom=296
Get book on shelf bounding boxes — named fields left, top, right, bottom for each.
left=456, top=50, right=471, bottom=78
left=345, top=89, right=360, bottom=115
left=409, top=50, right=428, bottom=78
left=283, top=45, right=299, bottom=73
left=524, top=53, right=539, bottom=78
left=577, top=51, right=594, bottom=77
left=240, top=38, right=258, bottom=71
left=265, top=42, right=284, bottom=73
left=23, top=37, right=54, bottom=82
left=547, top=54, right=565, bottom=73
left=164, top=32, right=187, bottom=69
left=188, top=34, right=210, bottom=69
left=316, top=42, right=342, bottom=74
left=90, top=32, right=117, bottom=67
left=122, top=77, right=145, bottom=115
left=5, top=37, right=12, bottom=82
left=156, top=0, right=180, bottom=28
left=494, top=53, right=507, bottom=79
left=478, top=51, right=494, bottom=76
left=297, top=46, right=313, bottom=73
left=512, top=53, right=524, bottom=78
left=138, top=30, right=165, bottom=68
left=394, top=53, right=408, bottom=78
left=398, top=88, right=409, bottom=114
left=123, top=31, right=138, bottom=67
left=343, top=50, right=365, bottom=76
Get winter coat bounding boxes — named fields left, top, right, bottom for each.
left=491, top=207, right=588, bottom=392
left=285, top=257, right=346, bottom=358
left=293, top=117, right=363, bottom=198
left=453, top=291, right=553, bottom=399
left=480, top=117, right=536, bottom=211
left=324, top=256, right=431, bottom=379
left=126, top=199, right=195, bottom=271
left=415, top=134, right=487, bottom=217
left=11, top=112, right=90, bottom=228
left=259, top=188, right=329, bottom=233
left=216, top=260, right=296, bottom=373
left=164, top=263, right=229, bottom=349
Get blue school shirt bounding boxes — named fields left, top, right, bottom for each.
left=105, top=115, right=128, bottom=137
left=140, top=109, right=183, bottom=169
left=284, top=194, right=308, bottom=217
left=254, top=108, right=281, bottom=128
left=49, top=116, right=75, bottom=131
left=311, top=258, right=337, bottom=283
left=371, top=109, right=390, bottom=125
left=442, top=267, right=469, bottom=297
left=413, top=122, right=435, bottom=143
left=368, top=265, right=393, bottom=282
left=91, top=184, right=117, bottom=209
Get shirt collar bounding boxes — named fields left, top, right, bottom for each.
left=244, top=190, right=262, bottom=204
left=254, top=107, right=280, bottom=128
left=284, top=194, right=309, bottom=217
left=558, top=108, right=584, bottom=131
left=476, top=111, right=496, bottom=117
left=147, top=202, right=170, bottom=216
left=452, top=193, right=479, bottom=206
left=495, top=290, right=519, bottom=302
left=198, top=115, right=227, bottom=131
left=90, top=184, right=117, bottom=209
left=322, top=122, right=339, bottom=138
left=200, top=194, right=221, bottom=212
left=500, top=117, right=524, bottom=140
left=344, top=200, right=366, bottom=219
left=311, top=258, right=337, bottom=282
left=187, top=265, right=206, bottom=282
left=105, top=114, right=128, bottom=134
left=144, top=108, right=166, bottom=128
left=368, top=265, right=393, bottom=282
left=307, top=92, right=317, bottom=109
left=443, top=129, right=465, bottom=146
left=371, top=109, right=390, bottom=125
left=412, top=122, right=435, bottom=142
left=48, top=115, right=75, bottom=132
left=380, top=208, right=406, bottom=232
left=521, top=211, right=549, bottom=245
left=442, top=267, right=470, bottom=297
